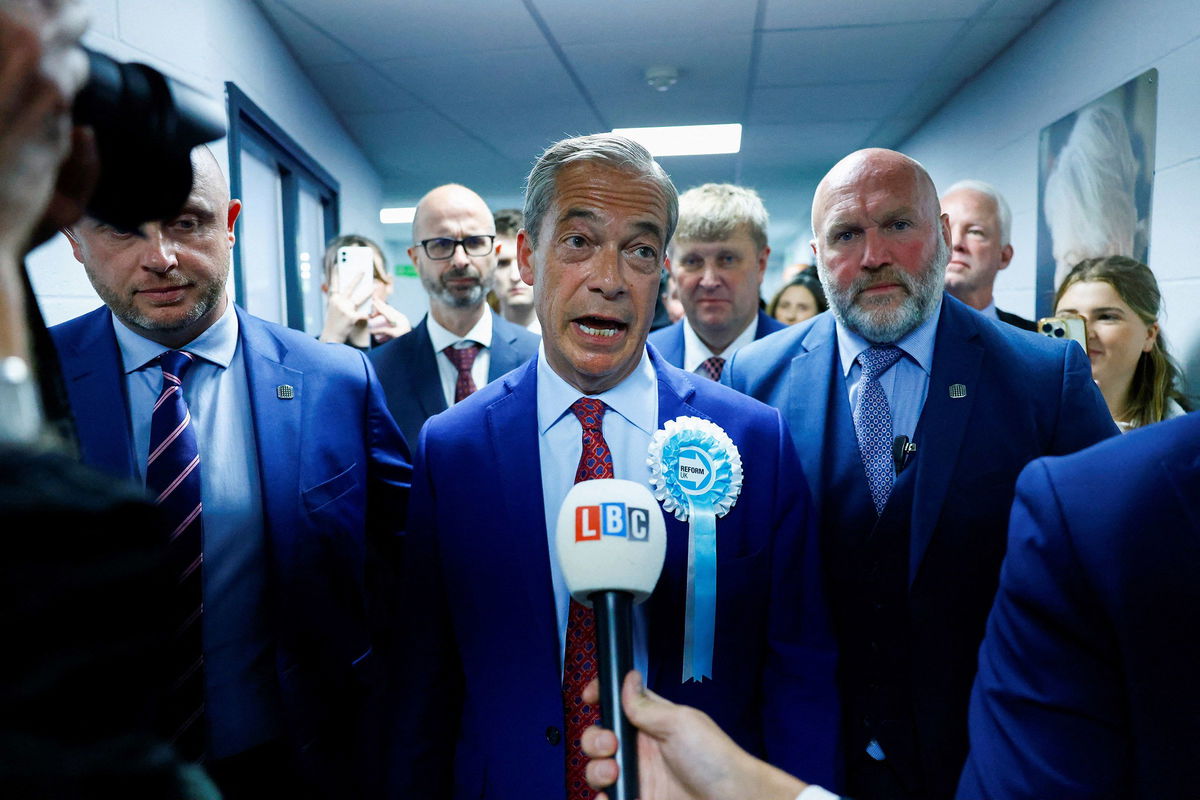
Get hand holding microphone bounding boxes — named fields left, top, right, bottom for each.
left=556, top=479, right=667, bottom=800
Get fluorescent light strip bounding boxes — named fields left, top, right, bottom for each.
left=380, top=207, right=416, bottom=224
left=610, top=123, right=742, bottom=157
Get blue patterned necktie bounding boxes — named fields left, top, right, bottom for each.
left=854, top=345, right=904, bottom=515
left=146, top=350, right=206, bottom=760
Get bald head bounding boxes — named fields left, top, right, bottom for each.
left=808, top=148, right=950, bottom=343
left=811, top=148, right=940, bottom=236
left=408, top=183, right=497, bottom=312
left=190, top=145, right=230, bottom=205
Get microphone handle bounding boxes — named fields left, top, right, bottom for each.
left=591, top=590, right=638, bottom=800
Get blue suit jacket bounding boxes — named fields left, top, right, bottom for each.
left=368, top=311, right=540, bottom=446
left=647, top=308, right=786, bottom=369
left=724, top=295, right=1118, bottom=798
left=50, top=305, right=412, bottom=795
left=394, top=347, right=839, bottom=798
left=958, top=411, right=1200, bottom=800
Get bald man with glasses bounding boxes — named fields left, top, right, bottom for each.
left=369, top=184, right=540, bottom=446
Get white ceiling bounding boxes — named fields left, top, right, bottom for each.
left=255, top=0, right=1057, bottom=208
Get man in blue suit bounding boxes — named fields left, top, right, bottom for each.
left=958, top=410, right=1200, bottom=799
left=51, top=148, right=411, bottom=798
left=648, top=183, right=784, bottom=381
left=368, top=184, right=539, bottom=446
left=396, top=134, right=838, bottom=799
left=725, top=148, right=1118, bottom=800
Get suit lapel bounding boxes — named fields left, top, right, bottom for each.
left=237, top=310, right=304, bottom=566
left=786, top=315, right=841, bottom=512
left=488, top=357, right=559, bottom=644
left=1162, top=421, right=1200, bottom=535
left=908, top=300, right=984, bottom=585
left=411, top=319, right=449, bottom=419
left=487, top=314, right=526, bottom=380
left=60, top=310, right=137, bottom=479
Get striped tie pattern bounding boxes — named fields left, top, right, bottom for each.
left=443, top=343, right=481, bottom=404
left=853, top=345, right=904, bottom=515
left=146, top=350, right=206, bottom=761
left=697, top=356, right=726, bottom=381
left=563, top=397, right=613, bottom=799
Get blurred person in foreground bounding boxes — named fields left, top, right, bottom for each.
left=725, top=148, right=1118, bottom=800
left=649, top=183, right=784, bottom=380
left=0, top=1, right=213, bottom=796
left=1054, top=255, right=1190, bottom=430
left=768, top=271, right=828, bottom=326
left=317, top=233, right=410, bottom=348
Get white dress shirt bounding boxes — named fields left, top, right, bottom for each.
left=681, top=315, right=758, bottom=374
left=427, top=310, right=493, bottom=407
left=536, top=342, right=657, bottom=678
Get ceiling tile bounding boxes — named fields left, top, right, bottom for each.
left=982, top=0, right=1057, bottom=19
left=750, top=82, right=906, bottom=124
left=758, top=21, right=964, bottom=85
left=938, top=16, right=1033, bottom=82
left=307, top=62, right=425, bottom=115
left=740, top=121, right=878, bottom=168
left=257, top=0, right=356, bottom=66
left=763, top=0, right=988, bottom=30
left=533, top=0, right=756, bottom=45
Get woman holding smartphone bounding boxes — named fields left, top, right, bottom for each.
left=319, top=234, right=411, bottom=348
left=1054, top=255, right=1190, bottom=431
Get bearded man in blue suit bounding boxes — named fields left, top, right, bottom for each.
left=724, top=148, right=1118, bottom=800
left=395, top=134, right=839, bottom=800
left=51, top=148, right=410, bottom=798
left=647, top=183, right=785, bottom=381
left=958, top=410, right=1200, bottom=799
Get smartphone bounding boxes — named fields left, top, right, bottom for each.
left=1037, top=314, right=1088, bottom=353
left=336, top=246, right=375, bottom=317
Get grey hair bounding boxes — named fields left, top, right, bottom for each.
left=943, top=179, right=1012, bottom=245
left=522, top=133, right=678, bottom=249
left=673, top=183, right=769, bottom=253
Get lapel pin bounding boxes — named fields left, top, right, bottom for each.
left=276, top=384, right=295, bottom=400
left=949, top=383, right=967, bottom=399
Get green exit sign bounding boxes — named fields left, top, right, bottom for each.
left=394, top=262, right=418, bottom=278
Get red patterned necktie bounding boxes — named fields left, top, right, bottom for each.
left=563, top=397, right=613, bottom=799
left=698, top=355, right=726, bottom=381
left=443, top=342, right=481, bottom=404
left=146, top=350, right=206, bottom=761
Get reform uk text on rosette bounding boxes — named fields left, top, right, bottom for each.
left=646, top=416, right=743, bottom=683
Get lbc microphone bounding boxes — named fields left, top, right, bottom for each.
left=556, top=479, right=667, bottom=800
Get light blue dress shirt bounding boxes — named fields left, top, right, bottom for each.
left=112, top=302, right=279, bottom=758
left=834, top=297, right=943, bottom=442
left=536, top=342, right=655, bottom=679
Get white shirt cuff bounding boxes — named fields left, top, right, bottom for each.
left=796, top=785, right=840, bottom=800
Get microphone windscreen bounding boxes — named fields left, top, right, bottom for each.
left=555, top=479, right=667, bottom=607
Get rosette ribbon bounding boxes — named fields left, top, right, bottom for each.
left=647, top=416, right=742, bottom=682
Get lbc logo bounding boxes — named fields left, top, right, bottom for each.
left=576, top=503, right=651, bottom=543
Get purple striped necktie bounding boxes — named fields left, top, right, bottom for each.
left=147, top=349, right=206, bottom=760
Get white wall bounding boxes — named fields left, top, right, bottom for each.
left=29, top=0, right=388, bottom=326
left=901, top=0, right=1200, bottom=395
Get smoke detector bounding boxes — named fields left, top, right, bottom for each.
left=645, top=66, right=679, bottom=92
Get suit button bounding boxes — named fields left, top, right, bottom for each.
left=546, top=726, right=562, bottom=746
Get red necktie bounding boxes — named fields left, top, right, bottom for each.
left=443, top=343, right=481, bottom=404
left=698, top=355, right=725, bottom=381
left=563, top=397, right=613, bottom=799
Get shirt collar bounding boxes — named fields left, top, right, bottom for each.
left=112, top=299, right=238, bottom=374
left=681, top=314, right=758, bottom=372
left=834, top=294, right=943, bottom=377
left=427, top=308, right=494, bottom=352
left=979, top=299, right=999, bottom=320
left=536, top=341, right=658, bottom=437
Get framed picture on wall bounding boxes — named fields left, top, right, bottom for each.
left=1035, top=69, right=1158, bottom=317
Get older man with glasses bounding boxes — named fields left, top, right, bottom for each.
left=369, top=183, right=540, bottom=446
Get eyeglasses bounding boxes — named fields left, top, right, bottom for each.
left=418, top=235, right=496, bottom=260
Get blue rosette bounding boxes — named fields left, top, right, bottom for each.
left=646, top=416, right=743, bottom=682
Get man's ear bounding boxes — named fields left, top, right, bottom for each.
left=63, top=227, right=86, bottom=264
left=517, top=229, right=536, bottom=286
left=226, top=199, right=243, bottom=247
left=998, top=244, right=1014, bottom=270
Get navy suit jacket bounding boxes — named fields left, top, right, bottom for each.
left=368, top=311, right=540, bottom=446
left=958, top=411, right=1200, bottom=799
left=724, top=295, right=1118, bottom=798
left=50, top=305, right=412, bottom=795
left=394, top=347, right=839, bottom=799
left=647, top=308, right=786, bottom=369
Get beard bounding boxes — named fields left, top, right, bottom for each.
left=90, top=269, right=227, bottom=335
left=422, top=264, right=491, bottom=309
left=817, top=235, right=948, bottom=343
